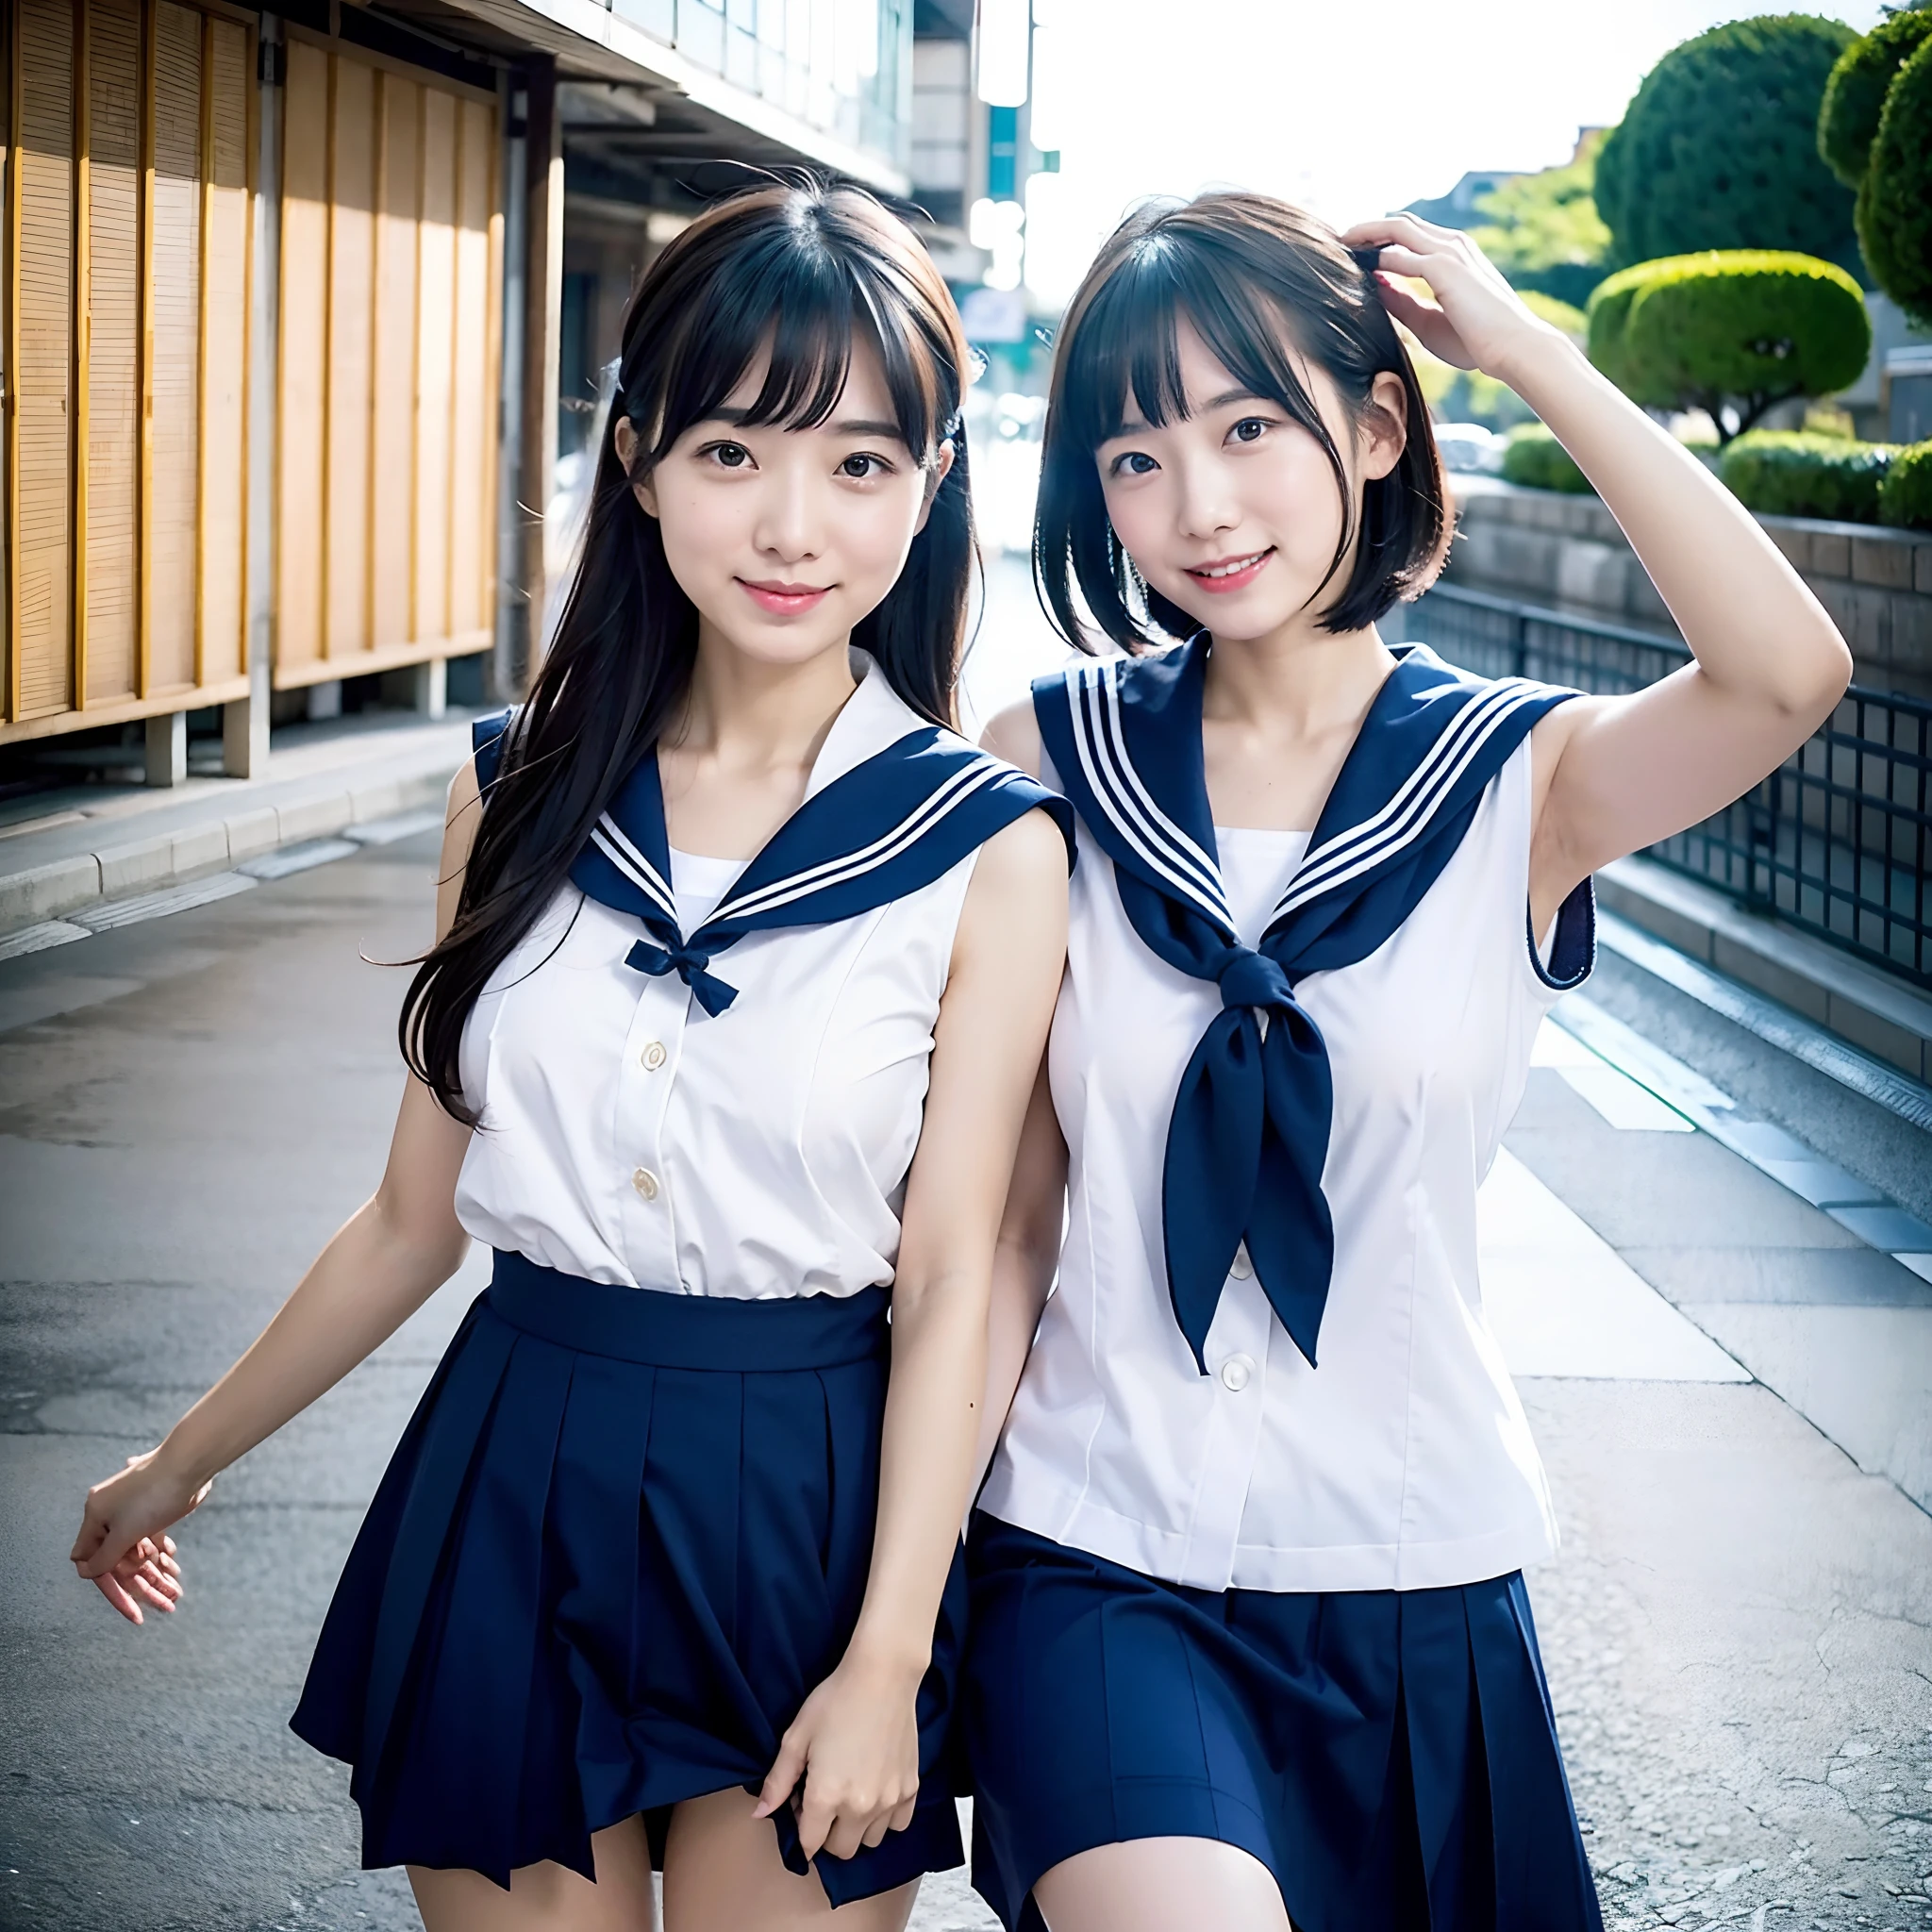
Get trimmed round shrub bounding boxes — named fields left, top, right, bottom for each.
left=1818, top=7, right=1932, bottom=186
left=1719, top=430, right=1894, bottom=522
left=1857, top=34, right=1932, bottom=325
left=1594, top=16, right=1859, bottom=272
left=1587, top=251, right=1871, bottom=440
left=1879, top=441, right=1932, bottom=530
left=1500, top=424, right=1593, bottom=495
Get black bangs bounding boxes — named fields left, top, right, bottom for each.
left=626, top=207, right=946, bottom=467
left=1035, top=192, right=1451, bottom=657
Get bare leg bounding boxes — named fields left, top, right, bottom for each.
left=1032, top=1837, right=1290, bottom=1932
left=662, top=1786, right=919, bottom=1932
left=409, top=1814, right=658, bottom=1932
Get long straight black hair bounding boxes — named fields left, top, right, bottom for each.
left=403, top=178, right=975, bottom=1119
left=1035, top=192, right=1450, bottom=655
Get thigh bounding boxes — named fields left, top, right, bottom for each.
left=409, top=1815, right=658, bottom=1932
left=661, top=1787, right=918, bottom=1932
left=1032, top=1837, right=1290, bottom=1932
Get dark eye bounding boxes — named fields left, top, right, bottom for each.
left=838, top=453, right=886, bottom=479
left=709, top=441, right=752, bottom=468
left=1110, top=451, right=1158, bottom=477
left=1231, top=418, right=1268, bottom=444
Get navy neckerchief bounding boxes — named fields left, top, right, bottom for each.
left=1034, top=637, right=1592, bottom=1375
left=475, top=708, right=1073, bottom=1017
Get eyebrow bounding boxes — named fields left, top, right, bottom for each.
left=704, top=408, right=908, bottom=441
left=1107, top=388, right=1271, bottom=439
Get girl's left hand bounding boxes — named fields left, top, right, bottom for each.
left=1341, top=212, right=1570, bottom=384
left=753, top=1645, right=923, bottom=1861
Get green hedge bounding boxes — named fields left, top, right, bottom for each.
left=1594, top=15, right=1858, bottom=271
left=1719, top=430, right=1894, bottom=521
left=1879, top=441, right=1932, bottom=530
left=1857, top=34, right=1932, bottom=325
left=1586, top=251, right=1870, bottom=438
left=1500, top=424, right=1593, bottom=494
left=1818, top=7, right=1932, bottom=184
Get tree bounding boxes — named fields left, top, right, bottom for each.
left=1838, top=24, right=1932, bottom=325
left=1818, top=6, right=1932, bottom=185
left=1594, top=16, right=1860, bottom=275
left=1468, top=133, right=1613, bottom=311
left=1587, top=251, right=1871, bottom=443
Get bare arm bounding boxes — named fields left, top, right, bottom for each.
left=969, top=1056, right=1068, bottom=1500
left=756, top=803, right=1069, bottom=1859
left=1345, top=214, right=1854, bottom=935
left=70, top=760, right=487, bottom=1622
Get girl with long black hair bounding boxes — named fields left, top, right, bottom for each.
left=964, top=194, right=1852, bottom=1932
left=69, top=179, right=1070, bottom=1932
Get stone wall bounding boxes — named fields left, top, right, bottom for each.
left=1443, top=476, right=1932, bottom=699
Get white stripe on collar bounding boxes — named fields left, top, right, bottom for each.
left=710, top=753, right=1008, bottom=924
left=590, top=817, right=677, bottom=921
left=1065, top=658, right=1236, bottom=935
left=1273, top=679, right=1548, bottom=920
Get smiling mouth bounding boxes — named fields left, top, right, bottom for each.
left=738, top=578, right=832, bottom=613
left=1183, top=548, right=1274, bottom=592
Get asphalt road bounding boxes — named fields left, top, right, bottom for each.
left=2, top=812, right=1929, bottom=1932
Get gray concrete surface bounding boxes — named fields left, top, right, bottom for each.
left=3, top=784, right=1930, bottom=1930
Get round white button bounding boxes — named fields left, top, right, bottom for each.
left=631, top=1166, right=659, bottom=1201
left=1220, top=1353, right=1255, bottom=1392
left=1229, top=1244, right=1254, bottom=1280
left=641, top=1041, right=667, bottom=1072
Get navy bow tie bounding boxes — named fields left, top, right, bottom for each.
left=1035, top=639, right=1591, bottom=1374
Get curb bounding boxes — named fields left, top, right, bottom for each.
left=0, top=747, right=461, bottom=940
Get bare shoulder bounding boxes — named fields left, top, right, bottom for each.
left=1527, top=692, right=1607, bottom=819
left=953, top=807, right=1070, bottom=983
left=436, top=756, right=485, bottom=941
left=969, top=805, right=1071, bottom=904
left=980, top=697, right=1045, bottom=779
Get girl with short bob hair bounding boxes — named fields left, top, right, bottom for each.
left=70, top=178, right=1071, bottom=1932
left=967, top=192, right=1852, bottom=1932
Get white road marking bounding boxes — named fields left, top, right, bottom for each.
left=1479, top=1147, right=1751, bottom=1382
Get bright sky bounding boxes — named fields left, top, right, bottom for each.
left=1022, top=0, right=1888, bottom=308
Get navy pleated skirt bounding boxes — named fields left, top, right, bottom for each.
left=291, top=1251, right=966, bottom=1903
left=963, top=1512, right=1601, bottom=1932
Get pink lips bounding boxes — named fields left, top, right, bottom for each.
left=1184, top=548, right=1274, bottom=594
left=739, top=577, right=832, bottom=616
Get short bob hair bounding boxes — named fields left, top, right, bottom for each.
left=1035, top=192, right=1451, bottom=654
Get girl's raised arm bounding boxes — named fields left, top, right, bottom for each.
left=69, top=763, right=487, bottom=1624
left=1343, top=213, right=1854, bottom=934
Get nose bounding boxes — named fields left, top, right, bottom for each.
left=1172, top=454, right=1240, bottom=543
left=753, top=458, right=824, bottom=565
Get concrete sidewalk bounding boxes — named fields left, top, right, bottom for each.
left=0, top=709, right=484, bottom=942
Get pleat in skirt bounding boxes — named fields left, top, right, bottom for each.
left=291, top=1251, right=966, bottom=1904
left=962, top=1511, right=1601, bottom=1932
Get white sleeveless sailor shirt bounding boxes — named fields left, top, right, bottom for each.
left=454, top=658, right=982, bottom=1300
left=981, top=737, right=1584, bottom=1594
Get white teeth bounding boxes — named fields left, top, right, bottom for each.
left=1195, top=552, right=1266, bottom=578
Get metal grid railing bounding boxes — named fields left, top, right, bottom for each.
left=1405, top=582, right=1932, bottom=990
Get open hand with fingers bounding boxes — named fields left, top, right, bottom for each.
left=71, top=1448, right=210, bottom=1625
left=752, top=1644, right=924, bottom=1863
left=1343, top=211, right=1577, bottom=386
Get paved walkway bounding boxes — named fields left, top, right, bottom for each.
left=1, top=715, right=1928, bottom=1931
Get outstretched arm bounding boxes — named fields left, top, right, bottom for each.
left=755, top=804, right=1069, bottom=1862
left=69, top=761, right=487, bottom=1623
left=1344, top=214, right=1854, bottom=935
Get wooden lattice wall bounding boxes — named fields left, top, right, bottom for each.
left=2, top=0, right=254, bottom=741
left=274, top=34, right=501, bottom=691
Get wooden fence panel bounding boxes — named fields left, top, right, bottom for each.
left=198, top=13, right=248, bottom=686
left=273, top=39, right=498, bottom=690
left=275, top=34, right=327, bottom=676
left=14, top=0, right=76, bottom=720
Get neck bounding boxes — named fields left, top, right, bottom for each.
left=1202, top=612, right=1396, bottom=741
left=674, top=624, right=861, bottom=779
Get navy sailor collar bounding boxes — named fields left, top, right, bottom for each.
left=477, top=652, right=1074, bottom=1018
left=1035, top=633, right=1593, bottom=1374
